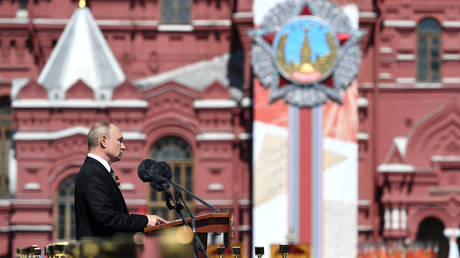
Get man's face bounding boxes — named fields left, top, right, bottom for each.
left=104, top=125, right=126, bottom=163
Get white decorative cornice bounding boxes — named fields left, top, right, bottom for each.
left=196, top=132, right=235, bottom=141
left=233, top=12, right=253, bottom=19
left=377, top=164, right=414, bottom=173
left=121, top=132, right=146, bottom=140
left=208, top=183, right=224, bottom=191
left=442, top=21, right=460, bottom=28
left=9, top=225, right=53, bottom=232
left=97, top=19, right=158, bottom=27
left=396, top=77, right=416, bottom=84
left=132, top=20, right=160, bottom=27
left=192, top=19, right=231, bottom=27
left=157, top=24, right=193, bottom=32
left=0, top=200, right=10, bottom=206
left=357, top=97, right=368, bottom=107
left=14, top=126, right=146, bottom=141
left=432, top=156, right=460, bottom=162
left=196, top=132, right=250, bottom=141
left=396, top=54, right=415, bottom=61
left=357, top=132, right=369, bottom=141
left=359, top=12, right=377, bottom=19
left=0, top=18, right=232, bottom=28
left=238, top=225, right=251, bottom=231
left=360, top=82, right=374, bottom=88
left=239, top=199, right=250, bottom=205
left=358, top=200, right=371, bottom=206
left=33, top=18, right=68, bottom=25
left=415, top=82, right=442, bottom=88
left=379, top=73, right=392, bottom=80
left=16, top=9, right=28, bottom=18
left=379, top=83, right=398, bottom=88
left=193, top=99, right=237, bottom=109
left=444, top=228, right=460, bottom=237
left=10, top=199, right=52, bottom=205
left=379, top=47, right=392, bottom=54
left=0, top=18, right=28, bottom=24
left=383, top=20, right=416, bottom=28
left=119, top=183, right=135, bottom=191
left=239, top=133, right=251, bottom=140
left=442, top=78, right=460, bottom=84
left=442, top=54, right=460, bottom=61
left=12, top=99, right=148, bottom=109
left=24, top=182, right=40, bottom=190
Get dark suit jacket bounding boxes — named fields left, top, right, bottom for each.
left=75, top=156, right=148, bottom=240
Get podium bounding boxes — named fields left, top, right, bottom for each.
left=144, top=211, right=232, bottom=257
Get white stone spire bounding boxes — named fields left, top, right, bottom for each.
left=37, top=7, right=125, bottom=100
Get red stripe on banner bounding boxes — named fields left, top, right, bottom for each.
left=299, top=108, right=312, bottom=243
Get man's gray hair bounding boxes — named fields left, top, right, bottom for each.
left=88, top=121, right=112, bottom=150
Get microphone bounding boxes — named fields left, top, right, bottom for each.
left=150, top=161, right=172, bottom=192
left=137, top=159, right=172, bottom=192
left=137, top=159, right=156, bottom=182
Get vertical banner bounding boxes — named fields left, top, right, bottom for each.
left=252, top=1, right=291, bottom=255
left=253, top=80, right=290, bottom=255
left=251, top=1, right=361, bottom=257
left=323, top=81, right=359, bottom=257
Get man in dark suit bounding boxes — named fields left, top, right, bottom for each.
left=75, top=121, right=167, bottom=240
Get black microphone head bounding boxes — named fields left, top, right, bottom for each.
left=151, top=161, right=172, bottom=192
left=152, top=161, right=172, bottom=180
left=137, top=159, right=156, bottom=182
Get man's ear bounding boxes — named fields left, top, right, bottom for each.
left=100, top=135, right=108, bottom=148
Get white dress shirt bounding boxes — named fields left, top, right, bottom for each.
left=87, top=153, right=111, bottom=173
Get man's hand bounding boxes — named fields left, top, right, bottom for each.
left=146, top=214, right=168, bottom=227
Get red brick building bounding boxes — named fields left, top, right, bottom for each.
left=1, top=0, right=460, bottom=257
left=356, top=0, right=460, bottom=256
left=0, top=0, right=253, bottom=256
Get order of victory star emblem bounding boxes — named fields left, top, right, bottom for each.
left=248, top=0, right=362, bottom=108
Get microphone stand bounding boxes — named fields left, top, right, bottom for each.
left=172, top=183, right=209, bottom=258
left=170, top=180, right=220, bottom=213
left=164, top=191, right=187, bottom=226
left=164, top=188, right=206, bottom=258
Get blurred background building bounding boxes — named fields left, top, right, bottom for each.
left=0, top=0, right=459, bottom=257
left=0, top=0, right=253, bottom=256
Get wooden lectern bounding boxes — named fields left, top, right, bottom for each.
left=144, top=211, right=232, bottom=257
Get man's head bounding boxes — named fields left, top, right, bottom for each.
left=88, top=122, right=126, bottom=163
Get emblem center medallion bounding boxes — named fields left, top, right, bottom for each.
left=273, top=16, right=338, bottom=85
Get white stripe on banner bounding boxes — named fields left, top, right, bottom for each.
left=253, top=121, right=289, bottom=257
left=289, top=106, right=300, bottom=243
left=312, top=106, right=323, bottom=258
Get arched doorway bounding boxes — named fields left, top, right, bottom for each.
left=416, top=217, right=448, bottom=257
